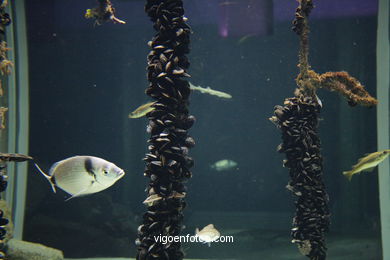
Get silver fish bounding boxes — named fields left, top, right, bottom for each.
left=210, top=159, right=238, bottom=171
left=195, top=224, right=220, bottom=246
left=189, top=82, right=232, bottom=99
left=34, top=155, right=125, bottom=200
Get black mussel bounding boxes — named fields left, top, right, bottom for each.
left=185, top=156, right=194, bottom=168
left=182, top=115, right=195, bottom=129
left=0, top=228, right=5, bottom=237
left=149, top=221, right=161, bottom=231
left=181, top=146, right=189, bottom=155
left=185, top=136, right=195, bottom=147
left=165, top=61, right=172, bottom=72
left=167, top=160, right=178, bottom=168
left=137, top=224, right=145, bottom=234
left=164, top=76, right=174, bottom=84
left=159, top=53, right=168, bottom=63
left=163, top=48, right=174, bottom=54
left=157, top=72, right=167, bottom=78
left=274, top=109, right=284, bottom=119
left=153, top=45, right=165, bottom=50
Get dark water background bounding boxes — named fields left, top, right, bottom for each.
left=23, top=0, right=381, bottom=259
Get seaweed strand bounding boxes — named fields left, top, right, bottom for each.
left=293, top=0, right=377, bottom=107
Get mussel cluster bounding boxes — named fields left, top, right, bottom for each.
left=0, top=208, right=7, bottom=259
left=0, top=163, right=7, bottom=260
left=271, top=94, right=330, bottom=260
left=0, top=165, right=6, bottom=192
left=136, top=1, right=193, bottom=259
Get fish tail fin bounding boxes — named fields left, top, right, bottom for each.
left=34, top=163, right=57, bottom=193
left=342, top=170, right=354, bottom=181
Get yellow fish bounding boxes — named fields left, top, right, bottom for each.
left=128, top=101, right=156, bottom=119
left=84, top=9, right=94, bottom=19
left=343, top=149, right=390, bottom=180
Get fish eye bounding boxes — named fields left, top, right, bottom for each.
left=103, top=169, right=109, bottom=175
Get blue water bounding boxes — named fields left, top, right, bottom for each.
left=22, top=0, right=382, bottom=259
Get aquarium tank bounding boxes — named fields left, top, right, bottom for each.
left=0, top=0, right=389, bottom=259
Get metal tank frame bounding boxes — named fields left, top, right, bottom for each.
left=2, top=0, right=29, bottom=240
left=376, top=0, right=390, bottom=258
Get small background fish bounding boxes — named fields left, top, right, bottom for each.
left=195, top=224, right=221, bottom=246
left=343, top=149, right=390, bottom=180
left=210, top=159, right=238, bottom=172
left=189, top=82, right=232, bottom=99
left=128, top=101, right=156, bottom=118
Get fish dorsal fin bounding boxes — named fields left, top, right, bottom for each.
left=195, top=228, right=199, bottom=234
left=359, top=153, right=372, bottom=160
left=49, top=161, right=63, bottom=176
left=355, top=155, right=370, bottom=165
left=206, top=224, right=214, bottom=229
left=49, top=156, right=86, bottom=175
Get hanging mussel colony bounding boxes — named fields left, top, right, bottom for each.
left=0, top=1, right=11, bottom=259
left=270, top=0, right=377, bottom=259
left=271, top=1, right=331, bottom=258
left=136, top=0, right=194, bottom=259
left=272, top=95, right=330, bottom=260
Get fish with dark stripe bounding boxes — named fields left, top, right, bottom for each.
left=34, top=156, right=125, bottom=200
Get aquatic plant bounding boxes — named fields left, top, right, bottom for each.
left=0, top=0, right=11, bottom=98
left=0, top=107, right=6, bottom=130
left=136, top=0, right=194, bottom=259
left=292, top=0, right=377, bottom=106
left=270, top=0, right=377, bottom=259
